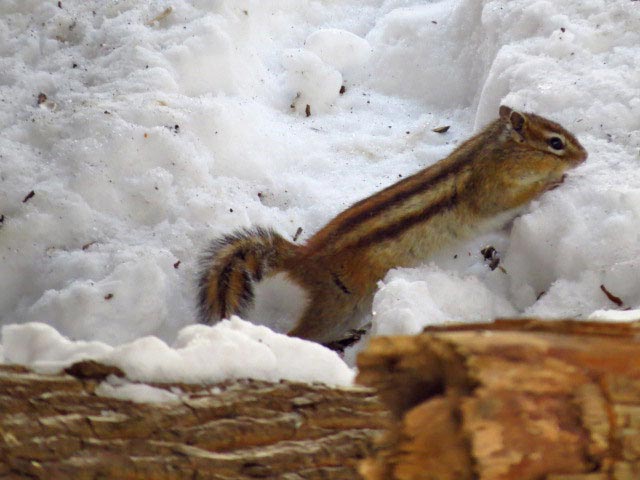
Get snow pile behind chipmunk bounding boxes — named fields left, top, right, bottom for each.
left=0, top=0, right=638, bottom=385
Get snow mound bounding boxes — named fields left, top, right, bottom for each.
left=305, top=28, right=372, bottom=73
left=2, top=318, right=354, bottom=386
left=282, top=48, right=343, bottom=115
left=372, top=266, right=516, bottom=336
left=1, top=0, right=639, bottom=378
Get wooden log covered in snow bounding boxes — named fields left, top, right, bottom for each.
left=3, top=319, right=640, bottom=480
left=357, top=319, right=640, bottom=480
left=0, top=363, right=389, bottom=479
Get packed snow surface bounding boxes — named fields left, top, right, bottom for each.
left=95, top=379, right=184, bottom=404
left=2, top=318, right=355, bottom=386
left=1, top=0, right=639, bottom=388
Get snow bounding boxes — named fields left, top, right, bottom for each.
left=2, top=318, right=355, bottom=386
left=589, top=309, right=640, bottom=323
left=372, top=265, right=517, bottom=337
left=244, top=272, right=310, bottom=335
left=1, top=0, right=639, bottom=395
left=96, top=377, right=183, bottom=404
left=305, top=28, right=372, bottom=73
left=283, top=47, right=343, bottom=115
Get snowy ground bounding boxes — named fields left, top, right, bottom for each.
left=1, top=0, right=639, bottom=388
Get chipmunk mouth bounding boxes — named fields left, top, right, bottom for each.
left=547, top=173, right=567, bottom=191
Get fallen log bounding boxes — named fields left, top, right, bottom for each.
left=3, top=319, right=639, bottom=480
left=0, top=364, right=389, bottom=479
left=357, top=319, right=640, bottom=480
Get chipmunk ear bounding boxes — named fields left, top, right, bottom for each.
left=509, top=110, right=525, bottom=132
left=499, top=105, right=526, bottom=132
left=499, top=105, right=512, bottom=120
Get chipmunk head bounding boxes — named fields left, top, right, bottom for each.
left=499, top=105, right=587, bottom=166
left=467, top=106, right=587, bottom=215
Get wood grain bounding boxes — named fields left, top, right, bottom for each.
left=357, top=319, right=640, bottom=480
left=0, top=364, right=389, bottom=479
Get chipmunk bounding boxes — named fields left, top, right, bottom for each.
left=197, top=106, right=587, bottom=343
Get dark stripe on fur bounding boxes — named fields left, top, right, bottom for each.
left=348, top=190, right=458, bottom=250
left=332, top=157, right=467, bottom=238
left=197, top=276, right=212, bottom=323
left=331, top=272, right=351, bottom=295
left=216, top=259, right=234, bottom=319
left=239, top=269, right=254, bottom=309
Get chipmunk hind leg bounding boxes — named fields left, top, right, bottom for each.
left=287, top=291, right=367, bottom=344
left=197, top=228, right=297, bottom=324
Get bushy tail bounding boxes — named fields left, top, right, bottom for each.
left=197, top=227, right=297, bottom=324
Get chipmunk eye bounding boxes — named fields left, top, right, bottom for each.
left=548, top=136, right=565, bottom=150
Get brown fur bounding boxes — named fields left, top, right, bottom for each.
left=198, top=106, right=587, bottom=343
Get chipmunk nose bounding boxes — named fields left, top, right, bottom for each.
left=572, top=143, right=588, bottom=164
left=578, top=147, right=588, bottom=163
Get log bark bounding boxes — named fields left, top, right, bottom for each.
left=0, top=364, right=389, bottom=479
left=3, top=319, right=639, bottom=480
left=356, top=319, right=640, bottom=480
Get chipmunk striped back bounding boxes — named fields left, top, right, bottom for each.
left=197, top=106, right=587, bottom=344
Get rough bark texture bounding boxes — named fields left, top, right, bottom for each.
left=3, top=319, right=640, bottom=480
left=0, top=364, right=389, bottom=479
left=357, top=319, right=640, bottom=480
